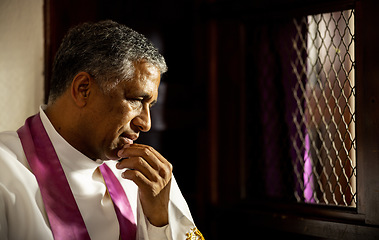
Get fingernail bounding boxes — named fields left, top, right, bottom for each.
left=118, top=149, right=125, bottom=157
left=116, top=162, right=121, bottom=169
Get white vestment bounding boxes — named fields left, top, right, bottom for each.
left=0, top=107, right=195, bottom=240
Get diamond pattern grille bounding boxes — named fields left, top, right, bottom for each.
left=291, top=10, right=356, bottom=207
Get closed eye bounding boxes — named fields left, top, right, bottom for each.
left=127, top=98, right=157, bottom=110
left=126, top=98, right=143, bottom=109
left=149, top=100, right=157, bottom=108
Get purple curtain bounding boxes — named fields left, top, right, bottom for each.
left=246, top=17, right=307, bottom=201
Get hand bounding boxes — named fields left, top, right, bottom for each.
left=116, top=144, right=173, bottom=227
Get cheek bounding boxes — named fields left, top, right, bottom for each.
left=104, top=113, right=134, bottom=155
left=118, top=105, right=134, bottom=125
left=108, top=106, right=135, bottom=134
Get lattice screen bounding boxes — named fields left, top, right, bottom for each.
left=291, top=9, right=356, bottom=207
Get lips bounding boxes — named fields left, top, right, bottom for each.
left=119, top=132, right=138, bottom=145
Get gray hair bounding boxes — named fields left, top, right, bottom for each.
left=49, top=20, right=167, bottom=102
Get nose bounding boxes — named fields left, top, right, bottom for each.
left=132, top=105, right=151, bottom=132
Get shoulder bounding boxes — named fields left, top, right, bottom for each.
left=0, top=131, right=29, bottom=169
left=0, top=131, right=40, bottom=216
left=0, top=131, right=22, bottom=156
left=0, top=131, right=34, bottom=187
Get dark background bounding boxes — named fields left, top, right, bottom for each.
left=44, top=0, right=379, bottom=239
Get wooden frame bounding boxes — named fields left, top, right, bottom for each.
left=204, top=0, right=379, bottom=238
left=355, top=0, right=379, bottom=227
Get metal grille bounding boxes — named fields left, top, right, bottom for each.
left=291, top=10, right=356, bottom=207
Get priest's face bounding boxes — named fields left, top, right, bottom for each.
left=81, top=62, right=160, bottom=160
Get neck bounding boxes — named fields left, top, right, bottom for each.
left=45, top=93, right=101, bottom=161
left=45, top=99, right=72, bottom=137
left=45, top=95, right=88, bottom=157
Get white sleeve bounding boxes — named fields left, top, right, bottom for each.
left=167, top=175, right=196, bottom=240
left=0, top=184, right=10, bottom=240
left=136, top=194, right=170, bottom=240
left=136, top=175, right=196, bottom=240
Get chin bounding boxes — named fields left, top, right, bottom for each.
left=103, top=149, right=120, bottom=161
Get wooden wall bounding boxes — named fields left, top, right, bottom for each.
left=44, top=0, right=379, bottom=238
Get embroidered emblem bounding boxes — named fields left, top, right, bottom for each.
left=186, top=227, right=204, bottom=240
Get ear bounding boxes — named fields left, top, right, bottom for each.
left=70, top=72, right=93, bottom=107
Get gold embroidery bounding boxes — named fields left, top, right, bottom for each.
left=186, top=227, right=204, bottom=240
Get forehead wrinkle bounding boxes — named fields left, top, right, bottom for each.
left=120, top=61, right=160, bottom=103
left=122, top=77, right=159, bottom=104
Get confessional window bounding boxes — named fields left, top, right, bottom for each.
left=291, top=9, right=356, bottom=207
left=246, top=9, right=356, bottom=208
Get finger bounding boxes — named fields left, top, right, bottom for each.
left=118, top=144, right=173, bottom=181
left=122, top=167, right=168, bottom=198
left=142, top=146, right=173, bottom=179
left=117, top=157, right=160, bottom=182
left=145, top=145, right=172, bottom=170
left=121, top=169, right=156, bottom=194
left=118, top=144, right=166, bottom=171
left=136, top=144, right=171, bottom=166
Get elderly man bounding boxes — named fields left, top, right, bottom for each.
left=0, top=20, right=203, bottom=240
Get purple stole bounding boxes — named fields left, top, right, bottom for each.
left=17, top=114, right=137, bottom=240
